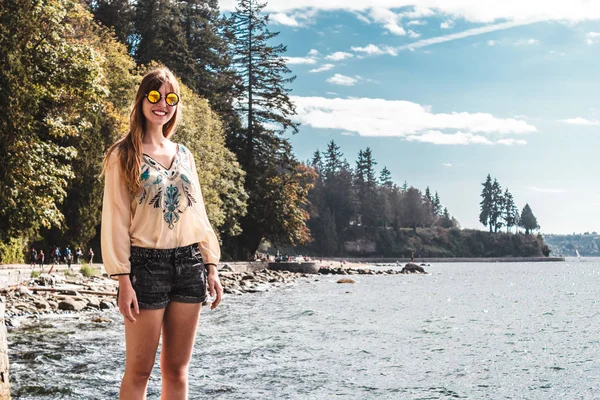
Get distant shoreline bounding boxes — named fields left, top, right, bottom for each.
left=319, top=257, right=565, bottom=264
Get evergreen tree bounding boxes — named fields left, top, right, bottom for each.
left=401, top=180, right=409, bottom=192
left=86, top=0, right=135, bottom=48
left=502, top=188, right=518, bottom=233
left=224, top=0, right=302, bottom=258
left=433, top=192, right=442, bottom=216
left=379, top=166, right=393, bottom=188
left=181, top=0, right=238, bottom=127
left=519, top=203, right=539, bottom=234
left=355, top=148, right=378, bottom=227
left=134, top=0, right=195, bottom=82
left=425, top=186, right=432, bottom=203
left=311, top=149, right=324, bottom=173
left=490, top=178, right=504, bottom=232
left=403, top=187, right=426, bottom=232
left=322, top=140, right=344, bottom=178
left=479, top=174, right=493, bottom=232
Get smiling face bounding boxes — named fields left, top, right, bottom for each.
left=142, top=82, right=178, bottom=128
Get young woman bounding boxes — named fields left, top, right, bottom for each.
left=101, top=67, right=223, bottom=399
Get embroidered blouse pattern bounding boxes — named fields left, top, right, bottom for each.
left=137, top=145, right=197, bottom=229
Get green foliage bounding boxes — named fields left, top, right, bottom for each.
left=222, top=0, right=310, bottom=258
left=30, top=270, right=41, bottom=278
left=0, top=237, right=26, bottom=264
left=519, top=203, right=540, bottom=234
left=176, top=81, right=247, bottom=237
left=0, top=0, right=99, bottom=239
left=80, top=263, right=98, bottom=277
left=479, top=174, right=493, bottom=232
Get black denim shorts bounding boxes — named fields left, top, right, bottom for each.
left=123, top=244, right=207, bottom=309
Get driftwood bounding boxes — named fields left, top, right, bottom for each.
left=27, top=287, right=117, bottom=297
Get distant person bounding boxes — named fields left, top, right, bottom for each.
left=37, top=250, right=44, bottom=269
left=100, top=67, right=223, bottom=398
left=88, top=248, right=94, bottom=265
left=76, top=247, right=83, bottom=263
left=29, top=248, right=37, bottom=267
left=410, top=252, right=414, bottom=262
left=65, top=247, right=73, bottom=269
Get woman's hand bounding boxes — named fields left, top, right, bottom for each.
left=206, top=265, right=223, bottom=309
left=118, top=275, right=139, bottom=323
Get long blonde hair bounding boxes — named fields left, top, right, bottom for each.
left=102, top=67, right=182, bottom=193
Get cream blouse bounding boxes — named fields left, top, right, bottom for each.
left=101, top=144, right=220, bottom=278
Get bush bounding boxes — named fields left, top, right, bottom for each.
left=80, top=264, right=98, bottom=278
left=0, top=237, right=26, bottom=264
left=30, top=270, right=41, bottom=278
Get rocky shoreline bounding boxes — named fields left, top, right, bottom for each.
left=2, top=264, right=428, bottom=328
left=2, top=268, right=316, bottom=327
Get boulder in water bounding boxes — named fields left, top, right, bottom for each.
left=401, top=263, right=426, bottom=274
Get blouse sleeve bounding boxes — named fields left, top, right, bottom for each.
left=188, top=150, right=221, bottom=265
left=101, top=151, right=132, bottom=279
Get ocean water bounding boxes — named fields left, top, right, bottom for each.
left=9, top=259, right=600, bottom=399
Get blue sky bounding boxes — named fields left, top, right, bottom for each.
left=221, top=1, right=600, bottom=234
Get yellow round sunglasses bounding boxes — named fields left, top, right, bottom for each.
left=145, top=90, right=179, bottom=106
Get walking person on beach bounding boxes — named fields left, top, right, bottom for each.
left=101, top=67, right=223, bottom=399
left=29, top=247, right=37, bottom=267
left=37, top=250, right=44, bottom=270
left=88, top=247, right=94, bottom=265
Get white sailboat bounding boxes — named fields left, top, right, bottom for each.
left=575, top=249, right=582, bottom=260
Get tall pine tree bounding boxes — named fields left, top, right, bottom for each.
left=224, top=0, right=307, bottom=259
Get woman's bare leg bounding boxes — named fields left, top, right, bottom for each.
left=120, top=308, right=166, bottom=400
left=160, top=302, right=202, bottom=400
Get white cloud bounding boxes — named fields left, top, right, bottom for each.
left=514, top=38, right=540, bottom=45
left=441, top=20, right=455, bottom=29
left=290, top=96, right=537, bottom=142
left=527, top=186, right=565, bottom=194
left=310, top=63, right=335, bottom=73
left=369, top=7, right=406, bottom=35
left=270, top=13, right=301, bottom=26
left=325, top=51, right=354, bottom=61
left=308, top=49, right=320, bottom=56
left=586, top=31, right=600, bottom=44
left=390, top=20, right=532, bottom=53
left=408, top=30, right=421, bottom=39
left=326, top=74, right=360, bottom=86
left=351, top=44, right=398, bottom=56
left=408, top=20, right=427, bottom=26
left=285, top=57, right=317, bottom=64
left=497, top=138, right=527, bottom=145
left=355, top=13, right=371, bottom=24
left=326, top=92, right=339, bottom=95
left=407, top=131, right=493, bottom=145
left=488, top=40, right=498, bottom=46
left=399, top=6, right=435, bottom=19
left=220, top=1, right=600, bottom=24
left=443, top=163, right=453, bottom=167
left=558, top=117, right=600, bottom=125
left=341, top=131, right=356, bottom=136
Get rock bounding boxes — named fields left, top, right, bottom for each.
left=18, top=286, right=31, bottom=296
left=100, top=300, right=114, bottom=310
left=220, top=264, right=234, bottom=272
left=60, top=290, right=80, bottom=296
left=401, top=263, right=426, bottom=274
left=87, top=297, right=101, bottom=309
left=58, top=299, right=86, bottom=311
left=337, top=278, right=356, bottom=284
left=33, top=301, right=49, bottom=310
left=91, top=317, right=112, bottom=323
